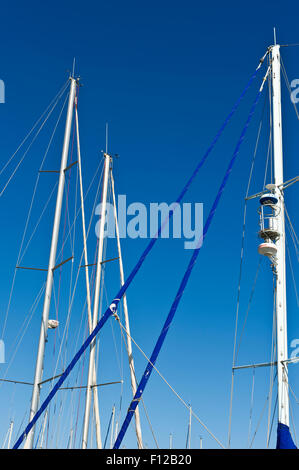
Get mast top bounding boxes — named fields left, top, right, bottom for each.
left=72, top=57, right=76, bottom=78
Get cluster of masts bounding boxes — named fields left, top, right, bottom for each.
left=5, top=37, right=298, bottom=449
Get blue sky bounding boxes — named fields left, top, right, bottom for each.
left=0, top=0, right=299, bottom=449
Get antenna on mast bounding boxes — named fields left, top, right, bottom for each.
left=273, top=27, right=277, bottom=45
left=72, top=57, right=76, bottom=78
left=106, top=122, right=109, bottom=154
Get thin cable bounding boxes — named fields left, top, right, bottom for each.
left=0, top=89, right=70, bottom=199
left=247, top=368, right=255, bottom=447
left=286, top=235, right=299, bottom=307
left=118, top=319, right=159, bottom=448
left=234, top=257, right=263, bottom=361
left=0, top=79, right=69, bottom=178
left=268, top=395, right=278, bottom=446
left=228, top=89, right=268, bottom=447
left=266, top=276, right=277, bottom=447
left=249, top=373, right=277, bottom=448
left=116, top=317, right=220, bottom=448
left=1, top=91, right=69, bottom=339
left=284, top=203, right=299, bottom=261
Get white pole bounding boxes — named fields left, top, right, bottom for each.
left=75, top=100, right=102, bottom=449
left=110, top=405, right=116, bottom=449
left=39, top=410, right=48, bottom=449
left=271, top=45, right=290, bottom=427
left=81, top=151, right=110, bottom=448
left=110, top=169, right=144, bottom=449
left=7, top=421, right=13, bottom=449
left=24, top=77, right=77, bottom=449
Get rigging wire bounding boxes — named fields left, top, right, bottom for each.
left=266, top=394, right=278, bottom=447
left=228, top=87, right=268, bottom=448
left=286, top=235, right=299, bottom=307
left=249, top=372, right=277, bottom=448
left=1, top=89, right=69, bottom=339
left=0, top=79, right=69, bottom=179
left=117, top=316, right=159, bottom=449
left=234, top=257, right=263, bottom=362
left=0, top=88, right=70, bottom=199
left=289, top=396, right=298, bottom=447
left=247, top=368, right=255, bottom=447
left=284, top=203, right=299, bottom=262
left=115, top=316, right=222, bottom=447
left=0, top=283, right=46, bottom=387
left=266, top=276, right=277, bottom=447
left=103, top=407, right=114, bottom=449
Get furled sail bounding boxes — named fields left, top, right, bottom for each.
left=276, top=423, right=296, bottom=449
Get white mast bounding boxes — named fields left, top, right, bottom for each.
left=38, top=410, right=48, bottom=449
left=110, top=169, right=144, bottom=449
left=24, top=77, right=77, bottom=449
left=271, top=44, right=290, bottom=427
left=81, top=150, right=110, bottom=448
left=75, top=99, right=102, bottom=449
left=110, top=405, right=116, bottom=449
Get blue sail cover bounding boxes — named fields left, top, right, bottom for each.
left=276, top=423, right=297, bottom=449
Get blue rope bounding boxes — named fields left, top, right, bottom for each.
left=13, top=60, right=263, bottom=449
left=113, top=83, right=265, bottom=450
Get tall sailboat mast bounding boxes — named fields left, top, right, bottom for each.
left=24, top=76, right=77, bottom=449
left=75, top=99, right=102, bottom=449
left=81, top=150, right=110, bottom=448
left=271, top=44, right=290, bottom=431
left=110, top=168, right=143, bottom=449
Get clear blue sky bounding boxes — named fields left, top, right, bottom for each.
left=0, top=0, right=299, bottom=449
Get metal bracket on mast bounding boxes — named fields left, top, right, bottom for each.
left=233, top=357, right=299, bottom=371
left=39, top=161, right=78, bottom=174
left=79, top=256, right=119, bottom=268
left=279, top=175, right=299, bottom=190
left=16, top=256, right=73, bottom=273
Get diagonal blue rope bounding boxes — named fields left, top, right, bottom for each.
left=113, top=81, right=265, bottom=450
left=13, top=58, right=265, bottom=449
